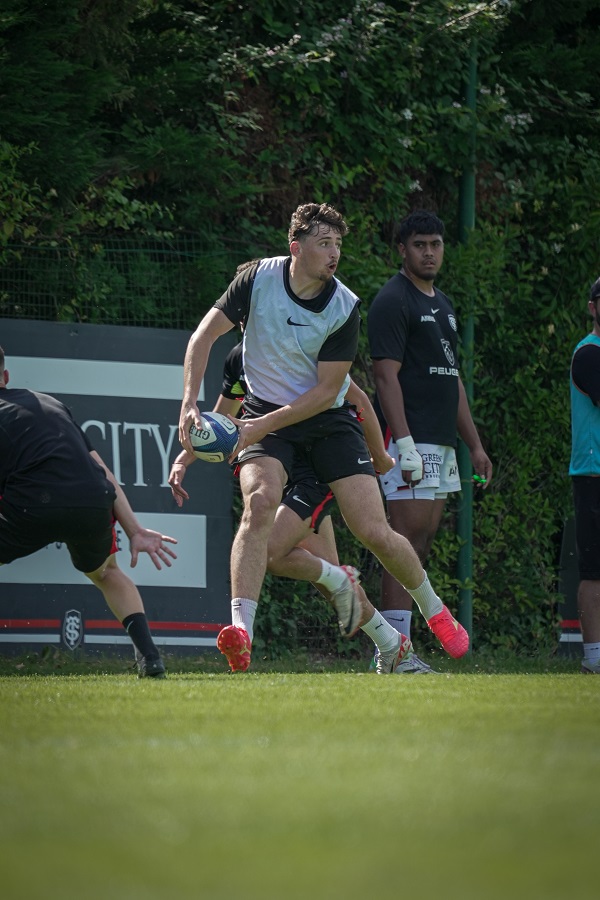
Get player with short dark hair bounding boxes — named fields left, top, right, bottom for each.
left=367, top=209, right=492, bottom=672
left=0, top=346, right=177, bottom=677
left=179, top=202, right=469, bottom=673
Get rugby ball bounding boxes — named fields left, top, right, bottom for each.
left=189, top=412, right=239, bottom=463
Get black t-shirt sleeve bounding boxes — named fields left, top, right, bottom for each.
left=317, top=302, right=361, bottom=362
left=214, top=263, right=259, bottom=326
left=572, top=343, right=600, bottom=406
left=221, top=343, right=246, bottom=399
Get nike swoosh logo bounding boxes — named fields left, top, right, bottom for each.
left=292, top=495, right=310, bottom=506
left=432, top=308, right=439, bottom=314
left=357, top=458, right=371, bottom=465
left=287, top=316, right=309, bottom=326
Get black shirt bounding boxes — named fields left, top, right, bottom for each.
left=221, top=342, right=247, bottom=400
left=0, top=388, right=116, bottom=509
left=368, top=272, right=460, bottom=446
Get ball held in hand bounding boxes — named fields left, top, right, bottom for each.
left=189, top=412, right=239, bottom=463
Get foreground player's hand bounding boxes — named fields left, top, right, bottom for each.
left=179, top=404, right=201, bottom=455
left=395, top=435, right=423, bottom=487
left=227, top=414, right=270, bottom=462
left=130, top=528, right=178, bottom=570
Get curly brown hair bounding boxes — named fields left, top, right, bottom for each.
left=288, top=203, right=349, bottom=243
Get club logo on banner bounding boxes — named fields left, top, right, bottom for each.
left=62, top=609, right=84, bottom=650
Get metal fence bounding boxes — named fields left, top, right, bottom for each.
left=0, top=235, right=251, bottom=330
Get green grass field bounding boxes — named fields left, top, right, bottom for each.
left=1, top=657, right=598, bottom=900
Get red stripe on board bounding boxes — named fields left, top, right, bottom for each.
left=0, top=619, right=61, bottom=629
left=560, top=619, right=581, bottom=629
left=149, top=621, right=225, bottom=632
left=86, top=619, right=224, bottom=632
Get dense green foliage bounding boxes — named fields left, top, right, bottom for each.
left=2, top=0, right=600, bottom=651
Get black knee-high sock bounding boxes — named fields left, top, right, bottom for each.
left=122, top=613, right=159, bottom=659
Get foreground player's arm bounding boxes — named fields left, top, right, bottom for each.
left=457, top=378, right=493, bottom=487
left=180, top=307, right=236, bottom=454
left=233, top=358, right=353, bottom=455
left=91, top=451, right=178, bottom=569
left=214, top=395, right=243, bottom=418
left=345, top=380, right=394, bottom=475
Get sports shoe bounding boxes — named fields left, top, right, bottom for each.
left=374, top=632, right=413, bottom=674
left=136, top=655, right=166, bottom=679
left=581, top=659, right=600, bottom=674
left=217, top=625, right=252, bottom=672
left=427, top=605, right=469, bottom=658
left=394, top=652, right=440, bottom=674
left=330, top=565, right=362, bottom=638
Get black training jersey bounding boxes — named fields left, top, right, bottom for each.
left=367, top=272, right=459, bottom=446
left=0, top=388, right=116, bottom=509
left=215, top=256, right=360, bottom=410
left=221, top=342, right=247, bottom=400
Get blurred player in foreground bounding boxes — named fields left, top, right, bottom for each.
left=0, top=345, right=177, bottom=678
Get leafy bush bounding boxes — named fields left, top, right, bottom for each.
left=3, top=0, right=600, bottom=653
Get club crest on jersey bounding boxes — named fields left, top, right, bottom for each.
left=441, top=339, right=455, bottom=366
left=62, top=609, right=84, bottom=650
left=448, top=314, right=457, bottom=331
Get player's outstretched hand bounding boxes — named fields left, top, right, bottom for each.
left=130, top=528, right=178, bottom=570
left=169, top=462, right=190, bottom=508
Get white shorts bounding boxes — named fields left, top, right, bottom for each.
left=379, top=442, right=461, bottom=501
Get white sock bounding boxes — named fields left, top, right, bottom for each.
left=231, top=597, right=258, bottom=642
left=407, top=572, right=443, bottom=621
left=382, top=609, right=413, bottom=640
left=361, top=612, right=399, bottom=653
left=583, top=642, right=600, bottom=666
left=315, top=559, right=347, bottom=593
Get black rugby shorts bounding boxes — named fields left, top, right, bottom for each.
left=281, top=454, right=336, bottom=532
left=236, top=406, right=376, bottom=484
left=572, top=477, right=600, bottom=580
left=0, top=499, right=115, bottom=573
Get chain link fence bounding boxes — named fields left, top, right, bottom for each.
left=0, top=234, right=255, bottom=330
